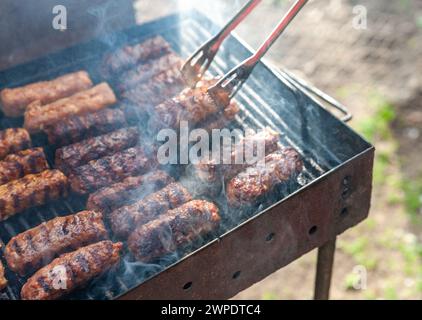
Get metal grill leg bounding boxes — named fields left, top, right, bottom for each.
left=314, top=237, right=336, bottom=300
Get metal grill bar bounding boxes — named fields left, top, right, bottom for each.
left=0, top=12, right=371, bottom=300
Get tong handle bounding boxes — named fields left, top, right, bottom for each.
left=209, top=0, right=262, bottom=53
left=244, top=0, right=308, bottom=70
left=208, top=0, right=308, bottom=102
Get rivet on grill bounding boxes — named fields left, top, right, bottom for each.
left=308, top=226, right=318, bottom=235
left=265, top=232, right=275, bottom=242
left=341, top=187, right=350, bottom=199
left=343, top=176, right=351, bottom=186
left=341, top=176, right=352, bottom=199
left=183, top=281, right=193, bottom=290
left=232, top=271, right=241, bottom=280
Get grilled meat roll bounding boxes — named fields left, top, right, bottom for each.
left=102, top=36, right=171, bottom=76
left=55, top=127, right=140, bottom=174
left=21, top=240, right=122, bottom=300
left=69, top=146, right=156, bottom=194
left=0, top=71, right=93, bottom=117
left=226, top=148, right=303, bottom=208
left=0, top=147, right=49, bottom=185
left=110, top=182, right=192, bottom=238
left=199, top=101, right=240, bottom=133
left=0, top=170, right=68, bottom=221
left=0, top=128, right=31, bottom=160
left=148, top=79, right=231, bottom=132
left=186, top=128, right=279, bottom=197
left=118, top=52, right=184, bottom=91
left=43, top=107, right=128, bottom=146
left=128, top=200, right=220, bottom=263
left=5, top=210, right=108, bottom=276
left=24, top=83, right=117, bottom=133
left=0, top=252, right=7, bottom=290
left=197, top=127, right=280, bottom=180
left=87, top=170, right=174, bottom=214
left=122, top=64, right=185, bottom=113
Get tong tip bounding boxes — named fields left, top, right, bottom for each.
left=181, top=63, right=202, bottom=88
left=207, top=81, right=232, bottom=109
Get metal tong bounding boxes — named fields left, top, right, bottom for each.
left=181, top=0, right=308, bottom=105
left=181, top=0, right=263, bottom=87
left=208, top=0, right=308, bottom=105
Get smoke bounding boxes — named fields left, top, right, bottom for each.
left=86, top=2, right=121, bottom=48
left=0, top=1, right=329, bottom=301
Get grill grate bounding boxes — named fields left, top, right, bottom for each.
left=0, top=11, right=370, bottom=300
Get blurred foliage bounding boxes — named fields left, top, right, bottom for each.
left=402, top=179, right=422, bottom=218
left=344, top=271, right=361, bottom=291
left=357, top=94, right=396, bottom=143
left=339, top=237, right=378, bottom=270
left=354, top=91, right=421, bottom=220
left=384, top=286, right=398, bottom=300
left=417, top=15, right=422, bottom=29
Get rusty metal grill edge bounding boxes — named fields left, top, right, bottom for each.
left=0, top=10, right=374, bottom=300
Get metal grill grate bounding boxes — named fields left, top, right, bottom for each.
left=0, top=11, right=371, bottom=300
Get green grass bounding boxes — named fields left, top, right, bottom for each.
left=399, top=241, right=420, bottom=276
left=373, top=151, right=391, bottom=185
left=354, top=92, right=422, bottom=218
left=384, top=286, right=398, bottom=300
left=417, top=278, right=422, bottom=293
left=340, top=237, right=368, bottom=256
left=417, top=15, right=422, bottom=29
left=401, top=178, right=422, bottom=217
left=364, top=289, right=377, bottom=300
left=344, top=272, right=361, bottom=291
left=339, top=237, right=378, bottom=270
left=364, top=218, right=376, bottom=231
left=262, top=292, right=279, bottom=300
left=355, top=93, right=397, bottom=188
left=356, top=94, right=396, bottom=143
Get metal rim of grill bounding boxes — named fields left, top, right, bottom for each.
left=0, top=10, right=374, bottom=300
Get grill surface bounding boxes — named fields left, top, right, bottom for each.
left=0, top=11, right=373, bottom=300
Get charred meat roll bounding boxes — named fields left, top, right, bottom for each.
left=21, top=240, right=122, bottom=300
left=0, top=170, right=68, bottom=221
left=69, top=146, right=156, bottom=194
left=0, top=71, right=93, bottom=117
left=148, top=78, right=232, bottom=132
left=128, top=200, right=220, bottom=263
left=226, top=148, right=303, bottom=208
left=102, top=36, right=172, bottom=76
left=110, top=182, right=192, bottom=238
left=43, top=107, right=128, bottom=146
left=0, top=254, right=7, bottom=290
left=118, top=52, right=184, bottom=91
left=121, top=64, right=185, bottom=112
left=0, top=128, right=31, bottom=160
left=5, top=210, right=108, bottom=276
left=55, top=127, right=140, bottom=174
left=187, top=127, right=279, bottom=197
left=24, top=83, right=117, bottom=133
left=87, top=170, right=174, bottom=214
left=0, top=147, right=49, bottom=185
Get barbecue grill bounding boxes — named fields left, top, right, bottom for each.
left=0, top=10, right=374, bottom=300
